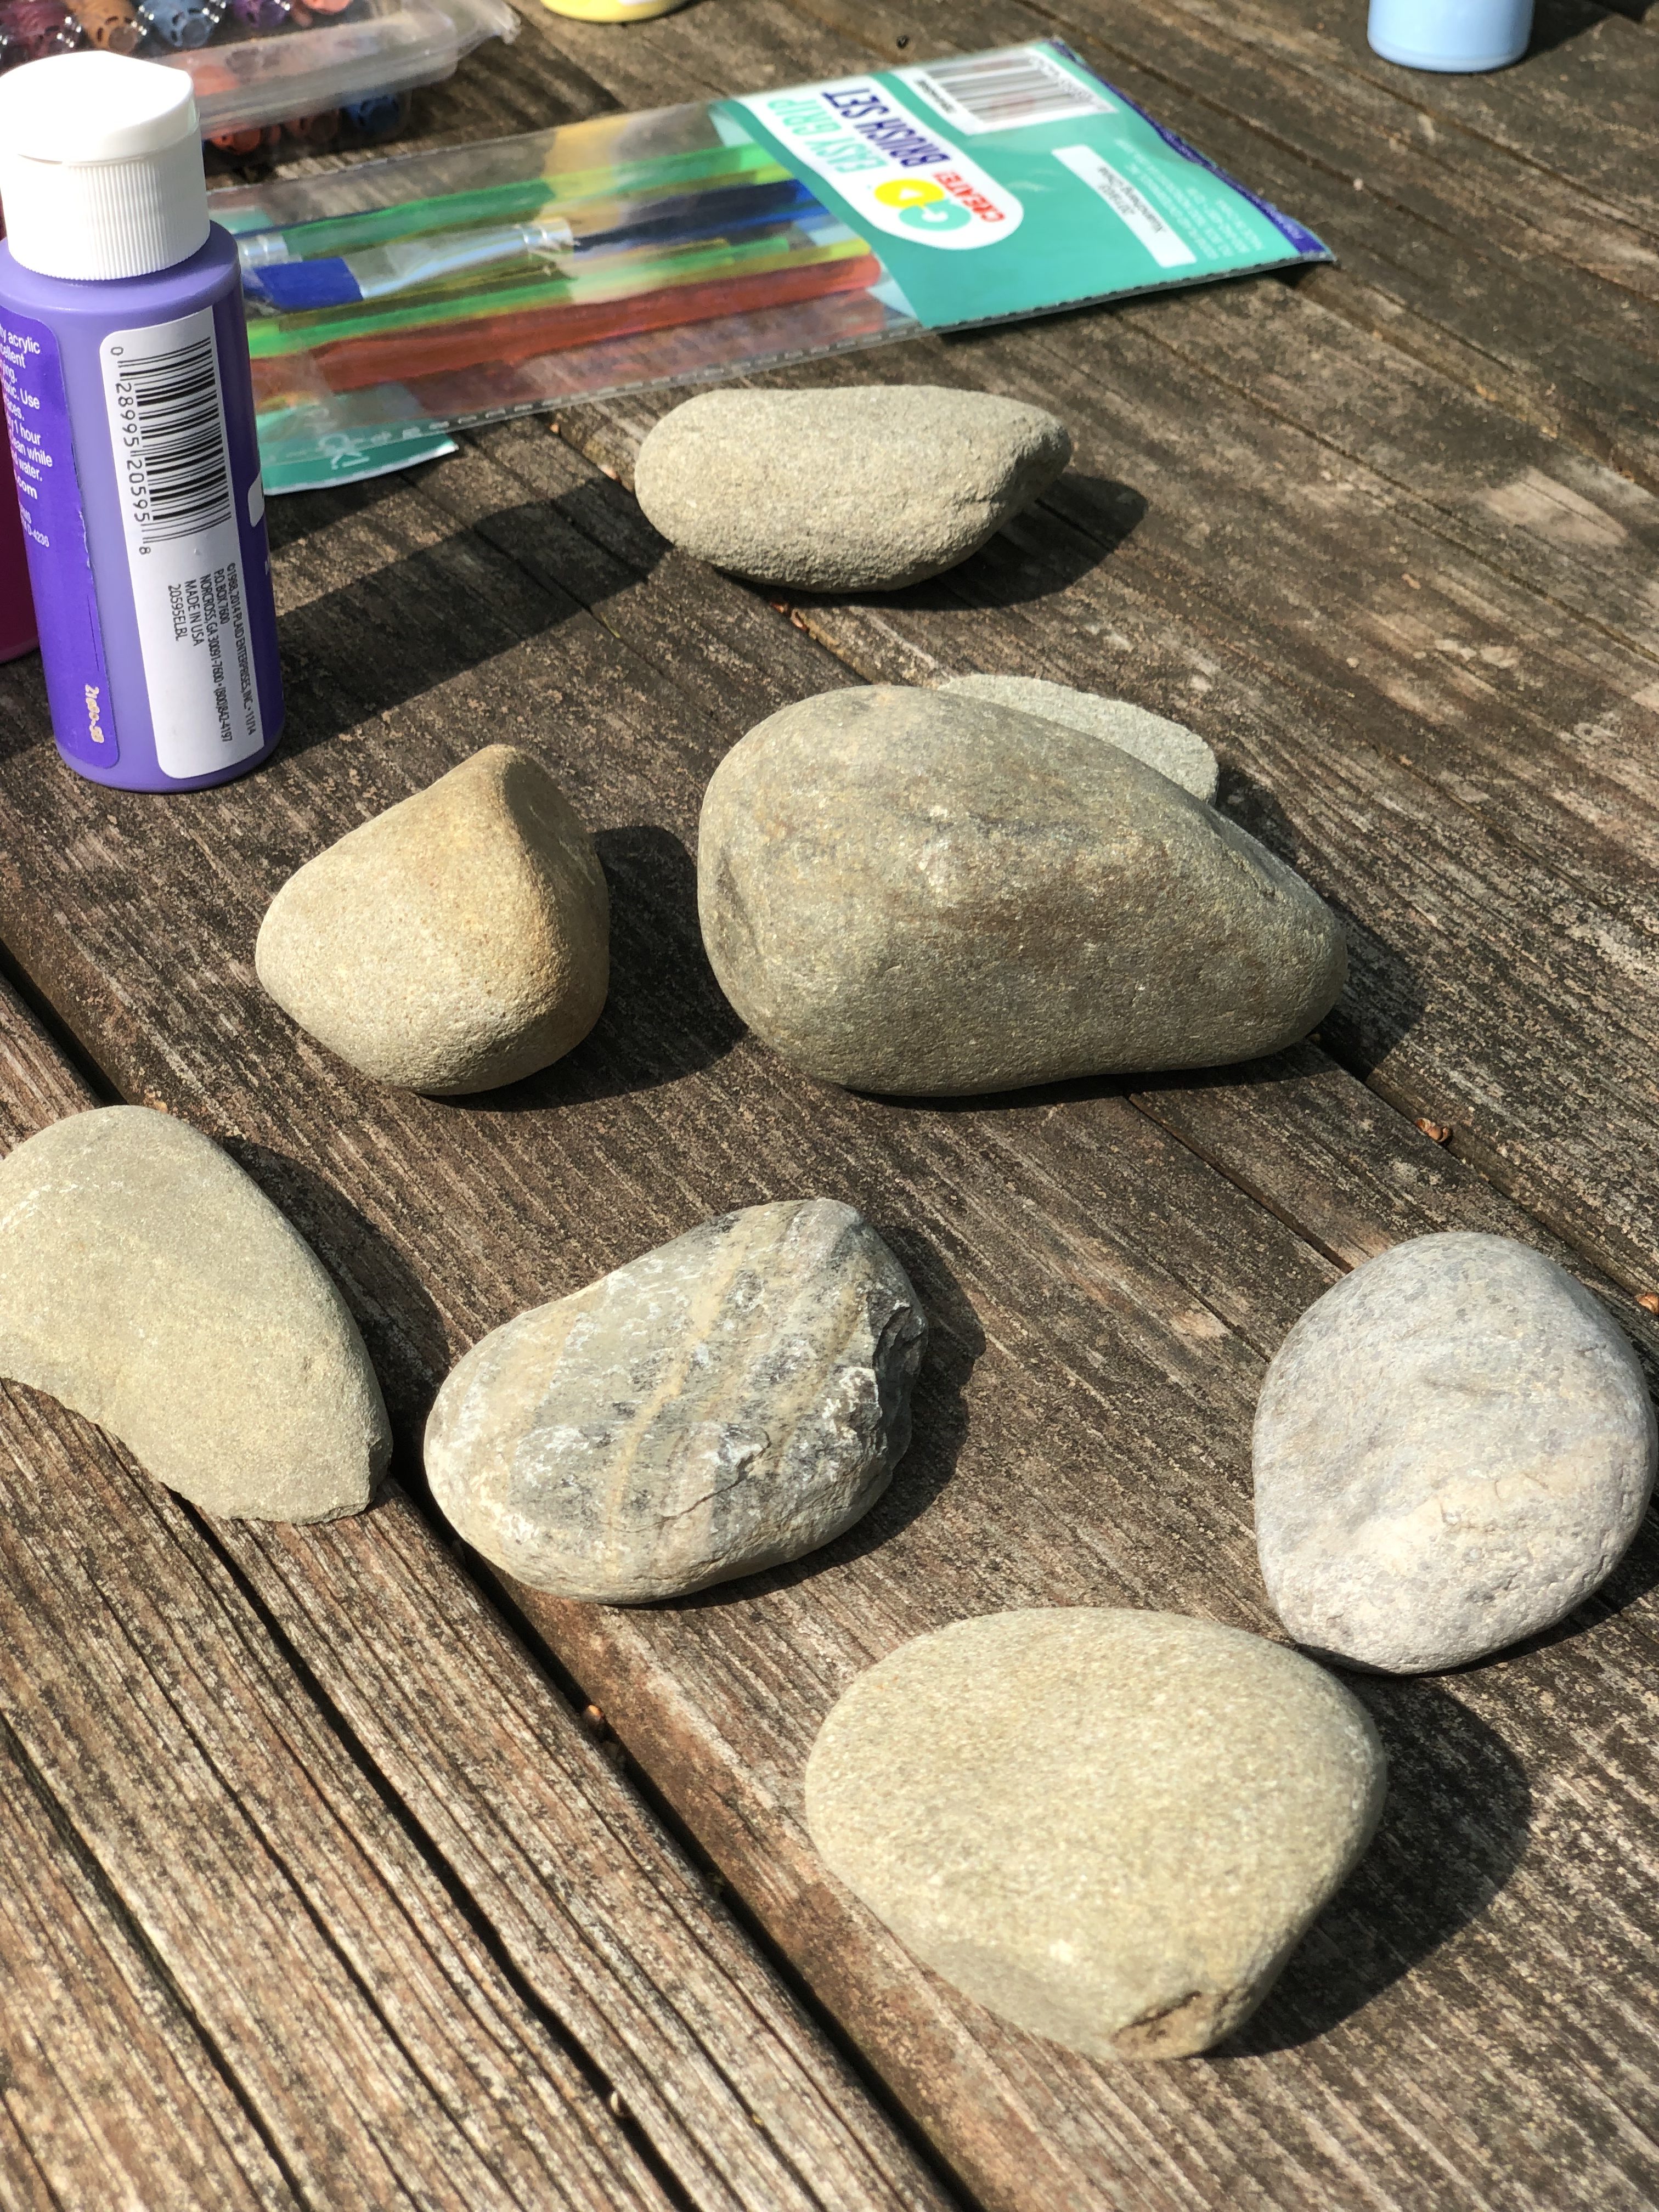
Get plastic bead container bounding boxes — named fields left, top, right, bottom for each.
left=0, top=0, right=513, bottom=161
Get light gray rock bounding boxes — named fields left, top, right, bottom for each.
left=939, top=675, right=1219, bottom=804
left=425, top=1198, right=926, bottom=1602
left=1255, top=1232, right=1657, bottom=1673
left=697, top=686, right=1345, bottom=1095
left=0, top=1108, right=389, bottom=1522
left=633, top=386, right=1071, bottom=592
left=805, top=1609, right=1385, bottom=2061
left=257, top=744, right=608, bottom=1096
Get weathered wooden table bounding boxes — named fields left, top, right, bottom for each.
left=1, top=2, right=1655, bottom=2205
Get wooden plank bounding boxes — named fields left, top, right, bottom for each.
left=0, top=1705, right=298, bottom=2211
left=4, top=405, right=1659, bottom=2205
left=0, top=981, right=958, bottom=2212
left=0, top=1384, right=665, bottom=2212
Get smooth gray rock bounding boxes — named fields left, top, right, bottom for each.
left=633, top=386, right=1071, bottom=592
left=939, top=675, right=1219, bottom=803
left=697, top=686, right=1345, bottom=1095
left=0, top=1108, right=390, bottom=1521
left=1255, top=1232, right=1657, bottom=1673
left=425, top=1199, right=926, bottom=1602
left=805, top=1609, right=1385, bottom=2061
left=257, top=744, right=609, bottom=1096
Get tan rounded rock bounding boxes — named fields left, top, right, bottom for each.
left=805, top=1609, right=1385, bottom=2059
left=257, top=745, right=608, bottom=1095
left=0, top=1108, right=389, bottom=1522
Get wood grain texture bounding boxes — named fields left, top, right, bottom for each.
left=0, top=987, right=958, bottom=2210
left=2, top=2, right=1657, bottom=2205
left=3, top=389, right=1658, bottom=2209
left=0, top=1703, right=300, bottom=2212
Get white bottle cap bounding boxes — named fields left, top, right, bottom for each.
left=0, top=53, right=210, bottom=283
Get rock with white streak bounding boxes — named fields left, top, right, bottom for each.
left=425, top=1198, right=926, bottom=1602
left=257, top=744, right=608, bottom=1096
left=0, top=1107, right=389, bottom=1521
left=633, top=386, right=1071, bottom=592
left=938, top=674, right=1218, bottom=803
left=1254, top=1232, right=1657, bottom=1673
left=805, top=1609, right=1386, bottom=2060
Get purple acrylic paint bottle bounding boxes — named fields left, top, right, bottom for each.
left=0, top=51, right=281, bottom=789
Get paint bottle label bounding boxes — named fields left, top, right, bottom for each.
left=0, top=307, right=117, bottom=768
left=101, top=308, right=264, bottom=779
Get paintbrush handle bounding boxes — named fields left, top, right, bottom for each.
left=295, top=249, right=888, bottom=393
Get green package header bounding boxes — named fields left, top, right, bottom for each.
left=722, top=42, right=1330, bottom=330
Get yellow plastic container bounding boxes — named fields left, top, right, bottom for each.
left=539, top=0, right=689, bottom=18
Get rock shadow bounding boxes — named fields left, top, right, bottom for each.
left=223, top=1136, right=452, bottom=1468
left=1219, top=1675, right=1530, bottom=2055
left=1217, top=763, right=1428, bottom=1078
left=793, top=468, right=1145, bottom=623
left=461, top=824, right=744, bottom=1110
left=668, top=1224, right=985, bottom=1610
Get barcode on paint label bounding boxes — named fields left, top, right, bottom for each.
left=103, top=308, right=263, bottom=781
left=896, top=46, right=1115, bottom=135
left=111, top=329, right=234, bottom=546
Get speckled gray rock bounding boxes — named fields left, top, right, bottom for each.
left=257, top=745, right=608, bottom=1096
left=805, top=1609, right=1385, bottom=2060
left=425, top=1199, right=926, bottom=1602
left=0, top=1108, right=389, bottom=1521
left=939, top=675, right=1218, bottom=803
left=633, top=386, right=1071, bottom=592
left=697, top=686, right=1345, bottom=1095
left=1255, top=1233, right=1657, bottom=1674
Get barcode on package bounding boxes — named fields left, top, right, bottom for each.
left=896, top=46, right=1115, bottom=136
left=103, top=308, right=263, bottom=781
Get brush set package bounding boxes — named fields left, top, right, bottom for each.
left=217, top=41, right=1330, bottom=491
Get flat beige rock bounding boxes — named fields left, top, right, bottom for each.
left=257, top=744, right=608, bottom=1095
left=805, top=1609, right=1386, bottom=2059
left=0, top=1108, right=390, bottom=1522
left=938, top=674, right=1220, bottom=803
left=634, top=386, right=1071, bottom=592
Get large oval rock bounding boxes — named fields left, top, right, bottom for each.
left=1255, top=1232, right=1657, bottom=1673
left=805, top=1609, right=1385, bottom=2060
left=633, top=386, right=1071, bottom=592
left=257, top=744, right=608, bottom=1096
left=426, top=1199, right=926, bottom=1602
left=697, top=687, right=1345, bottom=1094
left=939, top=674, right=1219, bottom=803
left=0, top=1108, right=390, bottom=1521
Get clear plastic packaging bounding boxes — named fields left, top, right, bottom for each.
left=0, top=0, right=515, bottom=151
left=218, top=98, right=916, bottom=489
